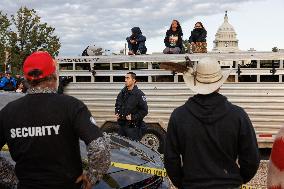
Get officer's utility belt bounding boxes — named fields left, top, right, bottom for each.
left=126, top=121, right=138, bottom=128
left=119, top=120, right=138, bottom=128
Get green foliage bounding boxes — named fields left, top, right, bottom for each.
left=0, top=11, right=11, bottom=71
left=182, top=39, right=189, bottom=54
left=0, top=7, right=61, bottom=74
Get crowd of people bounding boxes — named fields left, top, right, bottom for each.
left=0, top=71, right=73, bottom=94
left=126, top=20, right=207, bottom=55
left=0, top=71, right=27, bottom=93
left=0, top=47, right=283, bottom=189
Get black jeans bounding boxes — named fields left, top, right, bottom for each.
left=118, top=120, right=142, bottom=141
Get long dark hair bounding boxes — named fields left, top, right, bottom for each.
left=169, top=19, right=182, bottom=33
left=195, top=22, right=205, bottom=30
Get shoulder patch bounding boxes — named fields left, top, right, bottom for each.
left=90, top=116, right=97, bottom=125
left=142, top=96, right=147, bottom=102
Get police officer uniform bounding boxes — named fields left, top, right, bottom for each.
left=115, top=85, right=148, bottom=140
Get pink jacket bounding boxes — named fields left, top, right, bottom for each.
left=267, top=127, right=284, bottom=189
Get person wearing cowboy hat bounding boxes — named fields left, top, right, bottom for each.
left=164, top=57, right=260, bottom=189
left=0, top=51, right=110, bottom=189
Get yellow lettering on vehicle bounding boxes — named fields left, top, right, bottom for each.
left=111, top=161, right=168, bottom=177
left=1, top=144, right=9, bottom=151
left=111, top=162, right=258, bottom=189
left=241, top=185, right=257, bottom=189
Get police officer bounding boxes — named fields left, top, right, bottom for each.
left=0, top=51, right=110, bottom=189
left=115, top=72, right=148, bottom=140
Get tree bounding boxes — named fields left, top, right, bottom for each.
left=3, top=7, right=61, bottom=73
left=182, top=39, right=189, bottom=54
left=0, top=11, right=11, bottom=71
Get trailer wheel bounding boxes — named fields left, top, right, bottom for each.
left=140, top=124, right=166, bottom=154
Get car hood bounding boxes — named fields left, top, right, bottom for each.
left=80, top=134, right=165, bottom=188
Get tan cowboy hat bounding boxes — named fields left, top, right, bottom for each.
left=183, top=57, right=231, bottom=94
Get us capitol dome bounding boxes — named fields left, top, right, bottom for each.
left=213, top=11, right=240, bottom=52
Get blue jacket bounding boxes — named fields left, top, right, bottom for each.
left=126, top=27, right=146, bottom=43
left=0, top=77, right=17, bottom=91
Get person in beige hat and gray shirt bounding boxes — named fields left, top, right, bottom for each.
left=164, top=57, right=260, bottom=189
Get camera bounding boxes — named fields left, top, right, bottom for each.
left=118, top=114, right=126, bottom=120
left=60, top=76, right=73, bottom=86
left=118, top=114, right=136, bottom=127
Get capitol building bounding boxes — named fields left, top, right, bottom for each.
left=213, top=11, right=240, bottom=52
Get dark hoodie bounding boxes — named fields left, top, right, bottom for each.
left=126, top=27, right=146, bottom=43
left=189, top=28, right=207, bottom=43
left=165, top=92, right=260, bottom=189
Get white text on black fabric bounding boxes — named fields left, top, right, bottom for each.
left=10, top=125, right=60, bottom=138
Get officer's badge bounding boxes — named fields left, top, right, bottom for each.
left=90, top=116, right=97, bottom=125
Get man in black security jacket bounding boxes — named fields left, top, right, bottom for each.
left=165, top=57, right=260, bottom=189
left=115, top=72, right=148, bottom=141
left=0, top=51, right=110, bottom=189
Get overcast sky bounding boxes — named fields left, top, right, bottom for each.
left=0, top=0, right=283, bottom=56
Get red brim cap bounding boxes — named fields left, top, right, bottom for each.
left=23, top=51, right=56, bottom=80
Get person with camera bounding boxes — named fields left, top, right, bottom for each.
left=57, top=76, right=73, bottom=94
left=115, top=72, right=148, bottom=140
